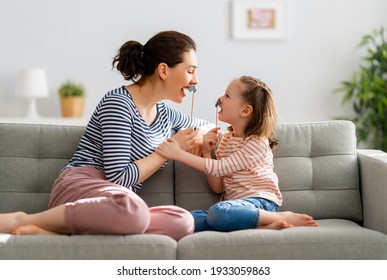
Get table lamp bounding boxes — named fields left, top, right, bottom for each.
left=15, top=68, right=49, bottom=118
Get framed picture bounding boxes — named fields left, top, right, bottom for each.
left=232, top=0, right=288, bottom=40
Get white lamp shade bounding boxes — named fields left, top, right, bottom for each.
left=15, top=68, right=49, bottom=98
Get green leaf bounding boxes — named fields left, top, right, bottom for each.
left=335, top=26, right=387, bottom=149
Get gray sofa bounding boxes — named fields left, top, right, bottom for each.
left=1, top=120, right=387, bottom=259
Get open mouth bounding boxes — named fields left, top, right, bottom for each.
left=182, top=87, right=190, bottom=96
left=182, top=85, right=196, bottom=96
left=215, top=100, right=223, bottom=114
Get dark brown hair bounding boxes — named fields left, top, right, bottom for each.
left=112, top=31, right=196, bottom=84
left=238, top=75, right=278, bottom=149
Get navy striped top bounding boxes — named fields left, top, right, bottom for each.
left=64, top=86, right=209, bottom=192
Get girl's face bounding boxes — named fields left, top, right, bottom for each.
left=164, top=49, right=198, bottom=104
left=217, top=79, right=247, bottom=126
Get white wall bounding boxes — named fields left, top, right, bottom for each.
left=1, top=0, right=387, bottom=128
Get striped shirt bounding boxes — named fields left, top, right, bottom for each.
left=64, top=86, right=209, bottom=192
left=205, top=132, right=282, bottom=206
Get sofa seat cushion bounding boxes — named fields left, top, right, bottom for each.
left=177, top=219, right=387, bottom=260
left=0, top=234, right=176, bottom=260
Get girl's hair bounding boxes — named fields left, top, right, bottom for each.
left=112, top=31, right=196, bottom=85
left=238, top=75, right=278, bottom=149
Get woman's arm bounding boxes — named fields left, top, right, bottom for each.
left=98, top=93, right=196, bottom=188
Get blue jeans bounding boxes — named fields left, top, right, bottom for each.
left=191, top=197, right=279, bottom=232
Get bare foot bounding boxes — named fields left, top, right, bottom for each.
left=12, top=224, right=60, bottom=235
left=258, top=220, right=293, bottom=230
left=279, top=211, right=318, bottom=227
left=0, top=211, right=27, bottom=233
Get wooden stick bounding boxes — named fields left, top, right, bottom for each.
left=215, top=106, right=218, bottom=127
left=190, top=92, right=195, bottom=127
left=187, top=85, right=197, bottom=127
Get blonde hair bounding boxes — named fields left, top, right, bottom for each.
left=235, top=75, right=278, bottom=149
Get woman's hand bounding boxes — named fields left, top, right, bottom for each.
left=188, top=128, right=206, bottom=156
left=156, top=138, right=182, bottom=160
left=170, top=127, right=195, bottom=152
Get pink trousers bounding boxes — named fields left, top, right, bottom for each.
left=48, top=166, right=194, bottom=240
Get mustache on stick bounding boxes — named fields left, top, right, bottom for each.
left=188, top=85, right=197, bottom=127
left=215, top=99, right=221, bottom=127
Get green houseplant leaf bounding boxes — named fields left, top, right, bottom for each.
left=336, top=26, right=387, bottom=151
left=58, top=81, right=85, bottom=97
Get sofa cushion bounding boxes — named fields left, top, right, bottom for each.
left=177, top=219, right=387, bottom=259
left=0, top=124, right=84, bottom=213
left=174, top=161, right=221, bottom=211
left=273, top=121, right=362, bottom=222
left=0, top=234, right=176, bottom=259
left=138, top=160, right=175, bottom=206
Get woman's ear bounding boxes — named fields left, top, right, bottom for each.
left=241, top=104, right=253, bottom=117
left=157, top=63, right=168, bottom=80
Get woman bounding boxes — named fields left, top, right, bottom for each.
left=0, top=31, right=210, bottom=240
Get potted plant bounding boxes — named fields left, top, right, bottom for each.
left=58, top=80, right=85, bottom=118
left=336, top=26, right=387, bottom=150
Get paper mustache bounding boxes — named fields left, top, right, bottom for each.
left=215, top=99, right=221, bottom=127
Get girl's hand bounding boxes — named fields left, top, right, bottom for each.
left=156, top=138, right=182, bottom=160
left=202, top=127, right=220, bottom=156
left=171, top=127, right=195, bottom=152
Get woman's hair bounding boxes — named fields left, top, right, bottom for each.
left=112, top=31, right=196, bottom=84
left=238, top=75, right=278, bottom=149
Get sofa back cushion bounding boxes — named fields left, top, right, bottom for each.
left=0, top=124, right=84, bottom=213
left=273, top=121, right=362, bottom=222
left=175, top=121, right=362, bottom=222
left=0, top=123, right=173, bottom=214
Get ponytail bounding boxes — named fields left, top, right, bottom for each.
left=112, top=41, right=145, bottom=82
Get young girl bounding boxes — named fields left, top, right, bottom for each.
left=156, top=76, right=318, bottom=231
left=0, top=31, right=211, bottom=240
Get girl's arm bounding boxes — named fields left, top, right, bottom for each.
left=156, top=128, right=223, bottom=194
left=166, top=105, right=215, bottom=156
left=135, top=128, right=195, bottom=183
left=157, top=138, right=206, bottom=171
left=201, top=128, right=223, bottom=194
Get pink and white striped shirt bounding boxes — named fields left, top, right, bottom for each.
left=205, top=132, right=282, bottom=206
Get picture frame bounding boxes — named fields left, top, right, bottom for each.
left=232, top=0, right=288, bottom=40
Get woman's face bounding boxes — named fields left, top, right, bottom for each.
left=165, top=49, right=198, bottom=103
left=217, top=79, right=247, bottom=125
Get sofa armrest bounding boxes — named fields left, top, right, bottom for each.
left=357, top=149, right=387, bottom=234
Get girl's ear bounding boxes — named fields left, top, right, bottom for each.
left=157, top=63, right=168, bottom=80
left=241, top=104, right=253, bottom=117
